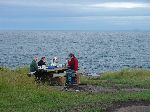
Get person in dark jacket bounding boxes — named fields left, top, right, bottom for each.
left=66, top=53, right=79, bottom=85
left=30, top=56, right=38, bottom=73
left=38, top=57, right=46, bottom=66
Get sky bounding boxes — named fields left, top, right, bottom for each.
left=0, top=0, right=150, bottom=31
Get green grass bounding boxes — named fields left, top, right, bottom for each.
left=80, top=69, right=150, bottom=88
left=0, top=67, right=150, bottom=112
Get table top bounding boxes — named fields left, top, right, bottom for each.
left=46, top=67, right=68, bottom=72
left=38, top=66, right=68, bottom=73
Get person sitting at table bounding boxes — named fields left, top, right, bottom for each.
left=66, top=53, right=79, bottom=85
left=29, top=56, right=38, bottom=76
left=51, top=57, right=59, bottom=67
left=38, top=57, right=46, bottom=66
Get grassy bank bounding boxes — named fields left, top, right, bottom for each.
left=80, top=69, right=150, bottom=88
left=0, top=67, right=150, bottom=112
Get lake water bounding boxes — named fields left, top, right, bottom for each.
left=0, top=31, right=150, bottom=73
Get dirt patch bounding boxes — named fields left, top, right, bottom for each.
left=55, top=85, right=150, bottom=112
left=106, top=101, right=150, bottom=112
left=62, top=85, right=149, bottom=93
left=114, top=105, right=150, bottom=112
left=54, top=85, right=150, bottom=112
left=63, top=100, right=150, bottom=112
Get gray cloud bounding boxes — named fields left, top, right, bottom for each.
left=1, top=0, right=150, bottom=8
left=0, top=0, right=150, bottom=30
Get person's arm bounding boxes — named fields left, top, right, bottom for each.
left=74, top=59, right=78, bottom=72
left=34, top=61, right=38, bottom=71
left=68, top=59, right=73, bottom=67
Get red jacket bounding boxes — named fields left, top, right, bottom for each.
left=68, top=56, right=78, bottom=71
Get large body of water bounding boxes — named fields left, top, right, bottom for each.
left=0, top=31, right=150, bottom=73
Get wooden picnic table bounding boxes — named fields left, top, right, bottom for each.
left=35, top=67, right=68, bottom=85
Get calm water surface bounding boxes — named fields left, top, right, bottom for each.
left=0, top=31, right=150, bottom=73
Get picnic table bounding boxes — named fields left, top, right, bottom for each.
left=35, top=66, right=68, bottom=85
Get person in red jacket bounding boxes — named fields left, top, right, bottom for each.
left=68, top=53, right=79, bottom=85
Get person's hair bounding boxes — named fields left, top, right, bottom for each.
left=69, top=53, right=75, bottom=57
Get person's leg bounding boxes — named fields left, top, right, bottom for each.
left=65, top=69, right=72, bottom=85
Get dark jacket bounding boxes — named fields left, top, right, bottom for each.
left=38, top=60, right=46, bottom=66
left=30, top=60, right=38, bottom=72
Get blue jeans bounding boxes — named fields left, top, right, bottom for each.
left=66, top=69, right=76, bottom=85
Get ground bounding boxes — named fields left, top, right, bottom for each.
left=1, top=67, right=150, bottom=112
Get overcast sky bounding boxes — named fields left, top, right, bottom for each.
left=0, top=0, right=150, bottom=31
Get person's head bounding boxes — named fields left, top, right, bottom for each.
left=34, top=56, right=38, bottom=62
left=69, top=53, right=75, bottom=59
left=53, top=57, right=58, bottom=63
left=41, top=57, right=46, bottom=62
